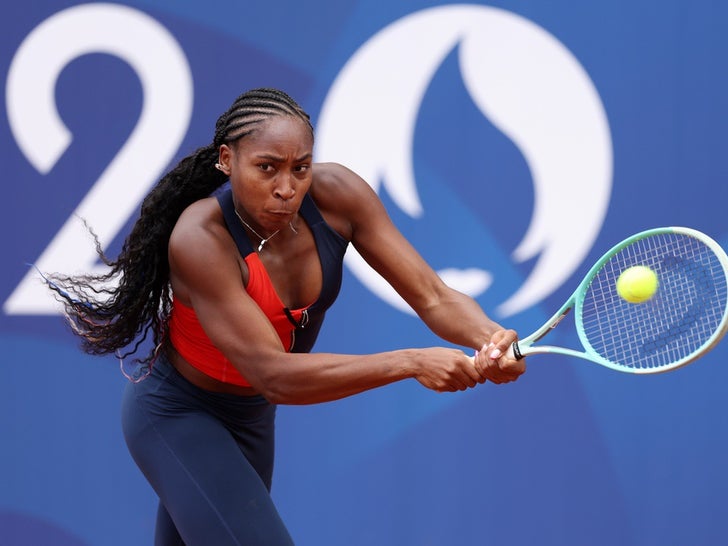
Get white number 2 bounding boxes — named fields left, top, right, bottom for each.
left=4, top=3, right=193, bottom=314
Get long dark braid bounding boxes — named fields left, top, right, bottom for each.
left=47, top=88, right=313, bottom=365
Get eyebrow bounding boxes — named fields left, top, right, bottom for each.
left=255, top=152, right=312, bottom=163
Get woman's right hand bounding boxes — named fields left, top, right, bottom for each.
left=411, top=347, right=485, bottom=392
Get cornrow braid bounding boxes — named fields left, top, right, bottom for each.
left=215, top=88, right=313, bottom=145
left=47, top=88, right=313, bottom=366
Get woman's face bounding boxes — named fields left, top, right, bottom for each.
left=220, top=115, right=314, bottom=234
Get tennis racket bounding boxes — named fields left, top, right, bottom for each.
left=505, top=227, right=728, bottom=374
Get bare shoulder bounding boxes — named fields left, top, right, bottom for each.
left=310, top=162, right=382, bottom=240
left=170, top=196, right=229, bottom=251
left=310, top=162, right=370, bottom=200
left=168, top=196, right=240, bottom=302
left=311, top=161, right=356, bottom=182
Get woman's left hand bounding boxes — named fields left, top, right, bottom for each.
left=473, top=329, right=526, bottom=384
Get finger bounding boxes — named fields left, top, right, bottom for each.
left=469, top=353, right=488, bottom=383
left=487, top=353, right=522, bottom=383
left=505, top=342, right=516, bottom=361
left=438, top=372, right=468, bottom=392
left=473, top=348, right=507, bottom=381
left=452, top=370, right=477, bottom=390
left=497, top=356, right=527, bottom=381
left=445, top=380, right=468, bottom=392
left=485, top=329, right=516, bottom=353
left=461, top=354, right=483, bottom=384
left=473, top=345, right=524, bottom=383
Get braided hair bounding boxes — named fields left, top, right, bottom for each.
left=47, top=88, right=313, bottom=365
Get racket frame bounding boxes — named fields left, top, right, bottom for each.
left=510, top=227, right=728, bottom=374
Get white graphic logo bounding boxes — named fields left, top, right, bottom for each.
left=4, top=3, right=193, bottom=314
left=315, top=5, right=613, bottom=317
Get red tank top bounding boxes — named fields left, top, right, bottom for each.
left=168, top=252, right=310, bottom=387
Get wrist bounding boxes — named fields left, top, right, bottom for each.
left=396, top=348, right=422, bottom=379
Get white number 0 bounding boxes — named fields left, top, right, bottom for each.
left=4, top=3, right=193, bottom=314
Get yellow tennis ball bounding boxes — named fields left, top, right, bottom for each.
left=616, top=265, right=659, bottom=303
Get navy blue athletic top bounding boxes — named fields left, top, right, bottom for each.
left=168, top=188, right=348, bottom=386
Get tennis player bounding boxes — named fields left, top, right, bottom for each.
left=48, top=88, right=525, bottom=545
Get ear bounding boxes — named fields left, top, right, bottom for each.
left=216, top=144, right=232, bottom=175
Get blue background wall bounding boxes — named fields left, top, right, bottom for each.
left=2, top=1, right=727, bottom=545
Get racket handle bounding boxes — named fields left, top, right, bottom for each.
left=472, top=341, right=524, bottom=362
left=507, top=341, right=525, bottom=361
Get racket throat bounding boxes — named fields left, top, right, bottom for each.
left=534, top=307, right=572, bottom=343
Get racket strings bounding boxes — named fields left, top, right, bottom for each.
left=579, top=232, right=728, bottom=371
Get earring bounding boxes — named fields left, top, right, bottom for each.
left=215, top=163, right=225, bottom=172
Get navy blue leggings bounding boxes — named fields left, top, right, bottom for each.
left=121, top=353, right=294, bottom=545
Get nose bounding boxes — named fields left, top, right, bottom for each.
left=273, top=172, right=296, bottom=201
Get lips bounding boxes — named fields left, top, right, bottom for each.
left=263, top=210, right=295, bottom=229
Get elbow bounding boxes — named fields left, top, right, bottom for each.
left=257, top=384, right=306, bottom=405
left=250, top=368, right=303, bottom=405
left=255, top=380, right=287, bottom=404
left=234, top=351, right=299, bottom=404
left=236, top=352, right=325, bottom=405
left=254, top=370, right=324, bottom=405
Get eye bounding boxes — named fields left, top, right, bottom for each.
left=258, top=163, right=273, bottom=172
left=294, top=164, right=310, bottom=173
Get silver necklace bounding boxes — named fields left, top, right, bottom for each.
left=234, top=210, right=281, bottom=252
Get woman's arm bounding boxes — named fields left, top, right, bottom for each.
left=310, top=163, right=525, bottom=384
left=168, top=197, right=485, bottom=404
